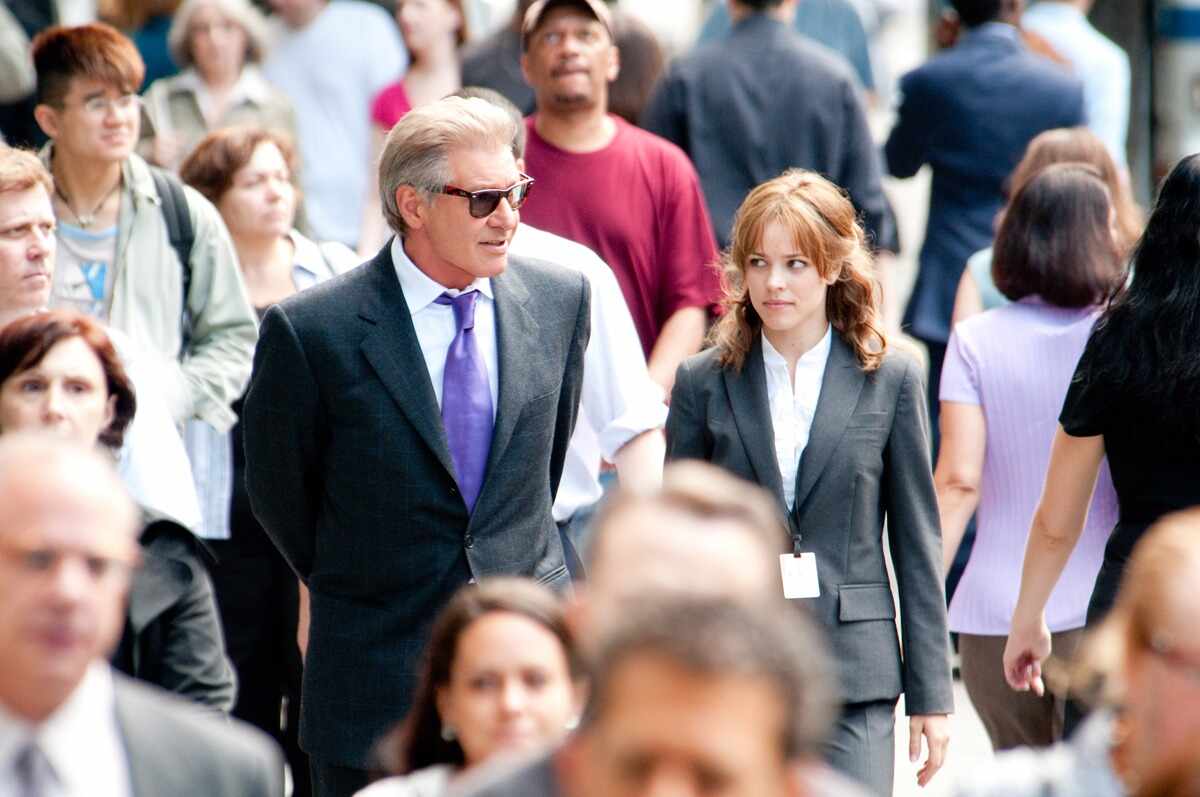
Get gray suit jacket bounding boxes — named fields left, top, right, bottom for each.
left=113, top=672, right=282, bottom=796
left=243, top=246, right=590, bottom=767
left=665, top=334, right=953, bottom=715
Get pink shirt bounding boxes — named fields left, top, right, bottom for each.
left=940, top=297, right=1117, bottom=634
left=370, top=81, right=412, bottom=130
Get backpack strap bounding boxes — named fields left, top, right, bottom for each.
left=150, top=167, right=195, bottom=354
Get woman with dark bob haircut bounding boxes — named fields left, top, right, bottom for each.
left=0, top=309, right=236, bottom=712
left=935, top=164, right=1124, bottom=752
left=1006, top=153, right=1200, bottom=704
left=665, top=170, right=953, bottom=794
left=358, top=578, right=582, bottom=797
left=0, top=310, right=136, bottom=448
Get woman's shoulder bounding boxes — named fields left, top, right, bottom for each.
left=871, top=338, right=923, bottom=384
left=679, top=345, right=729, bottom=381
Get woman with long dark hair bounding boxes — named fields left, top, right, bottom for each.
left=357, top=578, right=582, bottom=797
left=1005, top=153, right=1200, bottom=695
left=665, top=169, right=953, bottom=795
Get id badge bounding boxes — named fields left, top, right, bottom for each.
left=779, top=553, right=820, bottom=599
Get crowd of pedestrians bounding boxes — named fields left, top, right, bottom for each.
left=2, top=1, right=1195, bottom=797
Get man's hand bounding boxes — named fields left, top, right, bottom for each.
left=909, top=713, right=950, bottom=787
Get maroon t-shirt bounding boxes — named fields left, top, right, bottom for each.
left=521, top=114, right=721, bottom=357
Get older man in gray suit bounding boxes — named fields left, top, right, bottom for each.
left=0, top=435, right=281, bottom=796
left=243, top=96, right=590, bottom=797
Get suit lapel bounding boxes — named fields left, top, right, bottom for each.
left=357, top=250, right=456, bottom=480
left=792, top=333, right=864, bottom=513
left=722, top=337, right=786, bottom=505
left=481, top=266, right=537, bottom=487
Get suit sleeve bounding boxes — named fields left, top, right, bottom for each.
left=242, top=305, right=322, bottom=580
left=883, top=357, right=954, bottom=716
left=838, top=77, right=898, bottom=252
left=884, top=72, right=930, bottom=180
left=152, top=547, right=238, bottom=713
left=550, top=273, right=591, bottom=498
left=665, top=359, right=707, bottom=461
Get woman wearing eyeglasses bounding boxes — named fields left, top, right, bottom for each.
left=139, top=0, right=295, bottom=173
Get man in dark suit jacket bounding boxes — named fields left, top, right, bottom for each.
left=243, top=96, right=590, bottom=797
left=0, top=435, right=281, bottom=797
left=885, top=0, right=1085, bottom=424
left=641, top=0, right=897, bottom=252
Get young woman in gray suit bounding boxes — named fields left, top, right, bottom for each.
left=666, top=170, right=954, bottom=796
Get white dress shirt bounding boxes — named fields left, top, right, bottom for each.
left=391, top=237, right=499, bottom=414
left=510, top=225, right=668, bottom=521
left=762, top=326, right=832, bottom=509
left=0, top=664, right=132, bottom=797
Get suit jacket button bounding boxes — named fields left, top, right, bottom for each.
left=449, top=486, right=459, bottom=496
left=464, top=534, right=474, bottom=548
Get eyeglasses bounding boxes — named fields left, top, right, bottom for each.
left=71, top=93, right=142, bottom=118
left=439, top=175, right=534, bottom=219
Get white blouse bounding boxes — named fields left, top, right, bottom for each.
left=761, top=327, right=832, bottom=509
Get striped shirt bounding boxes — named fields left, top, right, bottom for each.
left=940, top=297, right=1117, bottom=634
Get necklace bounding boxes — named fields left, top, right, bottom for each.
left=54, top=179, right=121, bottom=229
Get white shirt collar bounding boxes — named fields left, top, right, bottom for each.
left=0, top=662, right=119, bottom=793
left=390, top=236, right=494, bottom=316
left=761, top=324, right=833, bottom=379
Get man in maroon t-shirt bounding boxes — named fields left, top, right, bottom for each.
left=518, top=0, right=720, bottom=394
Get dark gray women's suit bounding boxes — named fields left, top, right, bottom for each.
left=666, top=333, right=953, bottom=794
left=243, top=246, right=589, bottom=778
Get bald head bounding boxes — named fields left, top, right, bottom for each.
left=0, top=434, right=138, bottom=721
left=578, top=461, right=788, bottom=641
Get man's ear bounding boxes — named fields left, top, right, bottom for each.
left=520, top=53, right=532, bottom=87
left=33, top=104, right=60, bottom=139
left=606, top=43, right=620, bottom=83
left=396, top=185, right=428, bottom=231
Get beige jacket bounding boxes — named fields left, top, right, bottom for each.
left=43, top=147, right=258, bottom=432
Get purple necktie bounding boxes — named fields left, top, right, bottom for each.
left=435, top=291, right=493, bottom=512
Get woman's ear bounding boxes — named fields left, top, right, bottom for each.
left=435, top=684, right=452, bottom=730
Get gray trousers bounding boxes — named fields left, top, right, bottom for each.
left=824, top=698, right=898, bottom=796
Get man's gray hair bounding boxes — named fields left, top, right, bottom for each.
left=378, top=96, right=520, bottom=235
left=585, top=597, right=838, bottom=758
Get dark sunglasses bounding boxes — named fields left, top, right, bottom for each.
left=439, top=174, right=535, bottom=218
